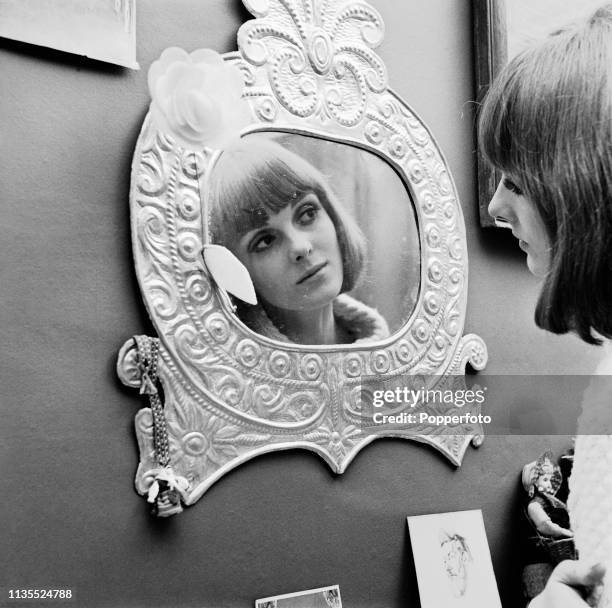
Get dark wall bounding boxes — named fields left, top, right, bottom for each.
left=1, top=1, right=601, bottom=607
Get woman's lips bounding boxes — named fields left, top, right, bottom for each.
left=297, top=262, right=327, bottom=284
left=519, top=239, right=528, bottom=251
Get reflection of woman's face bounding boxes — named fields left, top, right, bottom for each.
left=235, top=193, right=343, bottom=312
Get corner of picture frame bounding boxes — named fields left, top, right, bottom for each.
left=472, top=0, right=507, bottom=228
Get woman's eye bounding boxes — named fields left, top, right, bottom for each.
left=297, top=203, right=318, bottom=225
left=251, top=233, right=275, bottom=252
left=502, top=177, right=523, bottom=195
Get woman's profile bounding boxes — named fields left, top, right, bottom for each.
left=478, top=3, right=612, bottom=606
left=208, top=138, right=389, bottom=345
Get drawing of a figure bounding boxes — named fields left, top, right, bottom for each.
left=439, top=529, right=473, bottom=598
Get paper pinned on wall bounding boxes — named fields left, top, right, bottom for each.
left=0, top=0, right=139, bottom=69
left=407, top=509, right=503, bottom=608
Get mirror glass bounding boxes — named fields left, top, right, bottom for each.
left=208, top=132, right=420, bottom=345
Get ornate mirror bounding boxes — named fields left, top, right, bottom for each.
left=117, top=0, right=487, bottom=516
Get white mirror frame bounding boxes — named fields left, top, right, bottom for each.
left=118, top=0, right=488, bottom=513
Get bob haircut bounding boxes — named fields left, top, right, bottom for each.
left=478, top=4, right=612, bottom=344
left=208, top=137, right=366, bottom=294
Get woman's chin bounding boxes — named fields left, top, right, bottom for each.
left=294, top=287, right=342, bottom=312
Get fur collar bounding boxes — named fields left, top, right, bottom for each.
left=236, top=293, right=390, bottom=344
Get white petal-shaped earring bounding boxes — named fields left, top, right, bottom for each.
left=202, top=244, right=257, bottom=305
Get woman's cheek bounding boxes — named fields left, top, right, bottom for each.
left=251, top=256, right=280, bottom=289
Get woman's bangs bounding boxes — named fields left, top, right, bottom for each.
left=480, top=99, right=509, bottom=172
left=479, top=60, right=534, bottom=177
left=214, top=156, right=320, bottom=242
left=254, top=158, right=316, bottom=213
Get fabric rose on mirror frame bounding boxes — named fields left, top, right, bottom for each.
left=147, top=47, right=251, bottom=151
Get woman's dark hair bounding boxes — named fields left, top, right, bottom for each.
left=478, top=4, right=612, bottom=344
left=208, top=137, right=366, bottom=293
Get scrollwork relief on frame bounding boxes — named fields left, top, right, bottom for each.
left=117, top=0, right=488, bottom=516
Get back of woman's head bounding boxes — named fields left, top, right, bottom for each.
left=208, top=137, right=366, bottom=293
left=479, top=4, right=612, bottom=344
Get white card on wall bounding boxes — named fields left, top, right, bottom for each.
left=407, top=509, right=503, bottom=608
left=0, top=0, right=138, bottom=69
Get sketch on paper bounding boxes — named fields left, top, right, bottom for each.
left=407, top=510, right=502, bottom=608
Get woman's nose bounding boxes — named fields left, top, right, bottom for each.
left=288, top=232, right=312, bottom=261
left=488, top=180, right=514, bottom=228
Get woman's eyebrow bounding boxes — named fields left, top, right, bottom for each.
left=290, top=191, right=316, bottom=207
left=235, top=207, right=270, bottom=237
